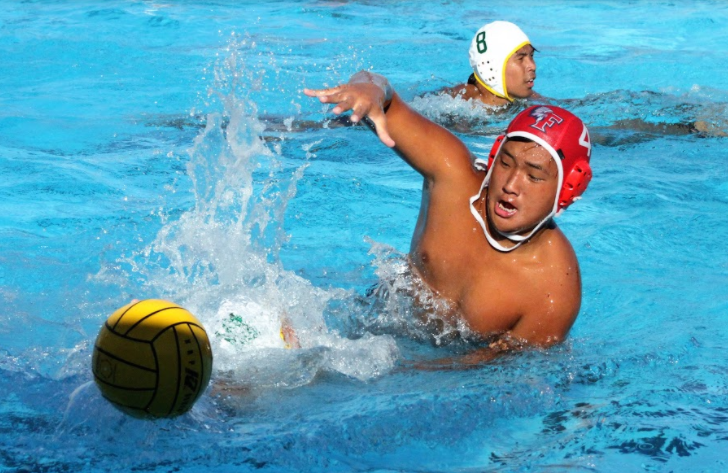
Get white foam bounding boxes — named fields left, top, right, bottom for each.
left=410, top=91, right=508, bottom=123
left=99, top=38, right=400, bottom=387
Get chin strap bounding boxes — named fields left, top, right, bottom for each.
left=469, top=158, right=556, bottom=253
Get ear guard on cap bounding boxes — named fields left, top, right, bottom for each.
left=487, top=135, right=506, bottom=170
left=558, top=158, right=592, bottom=210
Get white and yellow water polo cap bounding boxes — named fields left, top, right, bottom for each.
left=468, top=21, right=531, bottom=101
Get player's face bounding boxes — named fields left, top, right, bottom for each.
left=486, top=139, right=558, bottom=236
left=504, top=44, right=536, bottom=99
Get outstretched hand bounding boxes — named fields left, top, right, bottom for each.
left=304, top=82, right=395, bottom=148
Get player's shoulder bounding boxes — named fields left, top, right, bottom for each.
left=527, top=226, right=582, bottom=295
left=543, top=224, right=579, bottom=264
left=517, top=230, right=582, bottom=343
left=441, top=83, right=483, bottom=101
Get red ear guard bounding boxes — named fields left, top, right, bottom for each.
left=488, top=137, right=593, bottom=211
left=487, top=135, right=506, bottom=170
left=558, top=158, right=592, bottom=210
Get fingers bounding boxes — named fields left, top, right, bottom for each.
left=304, top=83, right=373, bottom=112
left=331, top=104, right=348, bottom=115
left=304, top=83, right=395, bottom=147
left=368, top=111, right=395, bottom=148
left=350, top=103, right=366, bottom=123
left=303, top=86, right=352, bottom=108
left=303, top=86, right=342, bottom=98
left=304, top=86, right=353, bottom=115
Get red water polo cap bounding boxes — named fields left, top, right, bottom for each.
left=488, top=105, right=593, bottom=211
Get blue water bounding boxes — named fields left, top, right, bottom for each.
left=2, top=1, right=728, bottom=472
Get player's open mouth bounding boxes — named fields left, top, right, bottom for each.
left=495, top=201, right=517, bottom=218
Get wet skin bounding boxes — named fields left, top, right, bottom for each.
left=503, top=44, right=537, bottom=99
left=445, top=44, right=538, bottom=106
left=486, top=139, right=558, bottom=236
left=305, top=72, right=581, bottom=352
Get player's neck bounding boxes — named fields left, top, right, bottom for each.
left=475, top=84, right=511, bottom=107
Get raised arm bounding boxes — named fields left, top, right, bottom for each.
left=305, top=71, right=472, bottom=180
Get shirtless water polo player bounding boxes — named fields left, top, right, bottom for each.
left=443, top=21, right=539, bottom=107
left=305, top=71, right=592, bottom=360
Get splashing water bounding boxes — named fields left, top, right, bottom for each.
left=410, top=91, right=516, bottom=136
left=95, top=39, right=399, bottom=387
left=346, top=238, right=475, bottom=350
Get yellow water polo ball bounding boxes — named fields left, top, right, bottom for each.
left=92, top=299, right=213, bottom=419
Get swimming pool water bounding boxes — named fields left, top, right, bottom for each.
left=2, top=1, right=728, bottom=472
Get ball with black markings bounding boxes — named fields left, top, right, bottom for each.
left=92, top=299, right=213, bottom=419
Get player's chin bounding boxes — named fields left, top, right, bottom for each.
left=514, top=81, right=535, bottom=97
left=493, top=217, right=538, bottom=237
left=491, top=220, right=517, bottom=236
left=514, top=87, right=534, bottom=99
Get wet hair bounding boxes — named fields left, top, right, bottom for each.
left=505, top=135, right=530, bottom=144
left=505, top=135, right=565, bottom=160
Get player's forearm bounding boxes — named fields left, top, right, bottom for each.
left=402, top=344, right=512, bottom=371
left=344, top=71, right=471, bottom=179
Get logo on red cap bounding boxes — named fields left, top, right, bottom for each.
left=529, top=106, right=564, bottom=133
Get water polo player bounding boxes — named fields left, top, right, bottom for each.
left=443, top=21, right=539, bottom=106
left=305, top=71, right=592, bottom=361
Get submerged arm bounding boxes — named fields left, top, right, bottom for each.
left=403, top=334, right=529, bottom=371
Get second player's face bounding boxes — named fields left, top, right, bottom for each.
left=504, top=44, right=537, bottom=99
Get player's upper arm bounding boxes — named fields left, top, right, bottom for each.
left=509, top=265, right=582, bottom=347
